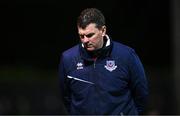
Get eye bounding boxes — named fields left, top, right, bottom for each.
left=79, top=33, right=95, bottom=39
left=85, top=33, right=94, bottom=38
left=79, top=34, right=84, bottom=39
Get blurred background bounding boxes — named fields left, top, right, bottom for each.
left=0, top=0, right=179, bottom=114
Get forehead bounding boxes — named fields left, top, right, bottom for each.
left=78, top=23, right=99, bottom=34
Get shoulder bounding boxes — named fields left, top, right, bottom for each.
left=61, top=44, right=80, bottom=60
left=111, top=41, right=141, bottom=68
left=112, top=41, right=143, bottom=65
left=62, top=45, right=79, bottom=56
left=112, top=41, right=135, bottom=57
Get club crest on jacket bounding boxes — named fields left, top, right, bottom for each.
left=104, top=60, right=117, bottom=72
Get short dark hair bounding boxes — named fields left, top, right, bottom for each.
left=77, top=8, right=105, bottom=29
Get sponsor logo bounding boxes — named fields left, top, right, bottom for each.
left=77, top=62, right=83, bottom=70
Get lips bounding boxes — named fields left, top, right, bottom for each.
left=87, top=45, right=93, bottom=48
left=85, top=43, right=93, bottom=48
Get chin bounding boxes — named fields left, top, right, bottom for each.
left=86, top=47, right=95, bottom=51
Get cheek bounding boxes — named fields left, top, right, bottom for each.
left=95, top=35, right=103, bottom=43
left=91, top=35, right=101, bottom=43
left=90, top=38, right=98, bottom=45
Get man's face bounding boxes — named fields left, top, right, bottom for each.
left=78, top=23, right=106, bottom=51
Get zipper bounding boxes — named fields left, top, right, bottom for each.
left=93, top=61, right=96, bottom=68
left=93, top=58, right=97, bottom=68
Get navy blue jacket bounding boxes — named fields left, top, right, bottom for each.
left=59, top=36, right=148, bottom=115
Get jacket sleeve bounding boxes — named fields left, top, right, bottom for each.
left=128, top=49, right=149, bottom=114
left=58, top=54, right=71, bottom=113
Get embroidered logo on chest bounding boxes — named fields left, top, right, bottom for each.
left=77, top=62, right=83, bottom=70
left=104, top=60, right=117, bottom=72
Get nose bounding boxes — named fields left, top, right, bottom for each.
left=83, top=36, right=89, bottom=43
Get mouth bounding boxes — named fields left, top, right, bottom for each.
left=87, top=45, right=93, bottom=48
left=84, top=44, right=93, bottom=48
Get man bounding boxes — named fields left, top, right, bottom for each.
left=58, top=8, right=148, bottom=115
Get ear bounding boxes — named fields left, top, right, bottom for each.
left=101, top=25, right=106, bottom=36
